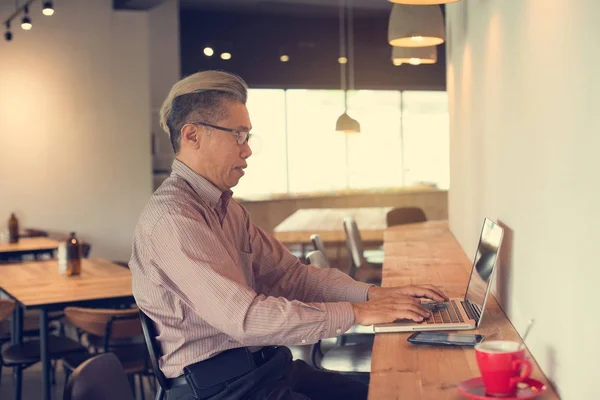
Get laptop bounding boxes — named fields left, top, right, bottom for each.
left=373, top=218, right=504, bottom=333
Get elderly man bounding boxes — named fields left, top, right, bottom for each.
left=130, top=70, right=447, bottom=400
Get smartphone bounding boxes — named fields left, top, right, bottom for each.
left=407, top=332, right=485, bottom=347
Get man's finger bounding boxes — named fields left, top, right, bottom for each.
left=397, top=303, right=431, bottom=319
left=407, top=286, right=447, bottom=302
left=418, top=284, right=449, bottom=300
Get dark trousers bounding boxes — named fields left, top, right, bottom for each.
left=167, top=348, right=368, bottom=400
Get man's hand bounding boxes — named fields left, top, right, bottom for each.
left=367, top=285, right=448, bottom=302
left=352, top=294, right=431, bottom=326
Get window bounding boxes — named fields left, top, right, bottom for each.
left=232, top=89, right=449, bottom=199
left=402, top=91, right=450, bottom=189
left=233, top=89, right=287, bottom=198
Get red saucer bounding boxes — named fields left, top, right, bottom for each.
left=458, top=377, right=548, bottom=400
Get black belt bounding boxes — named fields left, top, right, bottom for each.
left=167, top=347, right=278, bottom=395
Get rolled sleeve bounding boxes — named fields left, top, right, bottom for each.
left=344, top=281, right=373, bottom=303
left=323, top=302, right=356, bottom=338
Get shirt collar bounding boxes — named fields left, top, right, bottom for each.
left=171, top=159, right=233, bottom=209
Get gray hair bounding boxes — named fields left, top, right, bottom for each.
left=159, top=70, right=248, bottom=153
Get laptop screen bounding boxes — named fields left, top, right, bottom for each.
left=463, top=218, right=504, bottom=325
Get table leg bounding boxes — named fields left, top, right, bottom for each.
left=40, top=309, right=51, bottom=400
left=12, top=306, right=23, bottom=400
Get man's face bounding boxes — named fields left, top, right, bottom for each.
left=195, top=101, right=253, bottom=191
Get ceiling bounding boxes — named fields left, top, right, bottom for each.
left=180, top=0, right=393, bottom=17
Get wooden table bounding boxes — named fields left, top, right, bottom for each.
left=0, top=258, right=133, bottom=400
left=273, top=207, right=393, bottom=244
left=368, top=221, right=559, bottom=400
left=0, top=237, right=59, bottom=261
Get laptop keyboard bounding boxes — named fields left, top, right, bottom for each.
left=422, top=300, right=465, bottom=324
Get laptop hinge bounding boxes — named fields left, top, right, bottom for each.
left=461, top=300, right=480, bottom=323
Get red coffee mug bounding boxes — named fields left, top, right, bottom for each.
left=475, top=340, right=532, bottom=397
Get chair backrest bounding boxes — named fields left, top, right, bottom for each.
left=0, top=299, right=16, bottom=322
left=386, top=207, right=427, bottom=227
left=343, top=217, right=365, bottom=279
left=64, top=307, right=142, bottom=350
left=64, top=353, right=134, bottom=400
left=306, top=250, right=330, bottom=269
left=310, top=234, right=327, bottom=255
left=139, top=309, right=170, bottom=391
left=81, top=242, right=92, bottom=258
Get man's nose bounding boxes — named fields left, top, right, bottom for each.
left=240, top=141, right=252, bottom=159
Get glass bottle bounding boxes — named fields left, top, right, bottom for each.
left=66, top=232, right=82, bottom=276
left=8, top=213, right=19, bottom=244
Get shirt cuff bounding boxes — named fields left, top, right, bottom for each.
left=344, top=280, right=373, bottom=303
left=323, top=302, right=355, bottom=338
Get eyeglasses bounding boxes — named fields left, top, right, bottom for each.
left=191, top=121, right=252, bottom=145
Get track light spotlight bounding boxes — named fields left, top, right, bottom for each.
left=43, top=1, right=55, bottom=16
left=21, top=6, right=32, bottom=30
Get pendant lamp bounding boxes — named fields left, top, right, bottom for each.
left=392, top=45, right=437, bottom=66
left=335, top=0, right=360, bottom=134
left=388, top=4, right=445, bottom=47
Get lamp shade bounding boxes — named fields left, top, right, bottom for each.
left=336, top=112, right=361, bottom=134
left=388, top=4, right=445, bottom=47
left=392, top=45, right=437, bottom=65
left=389, top=0, right=459, bottom=4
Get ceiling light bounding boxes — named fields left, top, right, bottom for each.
left=388, top=0, right=460, bottom=4
left=203, top=47, right=214, bottom=56
left=4, top=22, right=12, bottom=41
left=220, top=52, right=231, bottom=60
left=335, top=0, right=360, bottom=134
left=21, top=6, right=32, bottom=30
left=280, top=54, right=289, bottom=62
left=393, top=60, right=402, bottom=66
left=392, top=45, right=437, bottom=65
left=21, top=16, right=32, bottom=30
left=388, top=4, right=445, bottom=47
left=42, top=1, right=55, bottom=16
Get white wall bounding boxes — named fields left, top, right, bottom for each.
left=149, top=0, right=180, bottom=189
left=0, top=0, right=152, bottom=261
left=447, top=1, right=600, bottom=398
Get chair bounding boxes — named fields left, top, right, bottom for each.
left=305, top=250, right=330, bottom=269
left=61, top=307, right=152, bottom=400
left=63, top=352, right=135, bottom=400
left=310, top=234, right=327, bottom=256
left=306, top=251, right=372, bottom=382
left=0, top=300, right=87, bottom=400
left=342, top=217, right=382, bottom=285
left=139, top=309, right=170, bottom=400
left=81, top=243, right=91, bottom=258
left=386, top=207, right=427, bottom=227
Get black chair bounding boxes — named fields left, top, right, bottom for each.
left=63, top=352, right=135, bottom=400
left=0, top=300, right=87, bottom=400
left=139, top=309, right=170, bottom=400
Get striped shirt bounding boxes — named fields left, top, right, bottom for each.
left=129, top=159, right=371, bottom=378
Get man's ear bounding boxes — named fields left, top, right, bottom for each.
left=180, top=124, right=200, bottom=150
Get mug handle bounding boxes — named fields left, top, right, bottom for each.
left=509, top=359, right=532, bottom=387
